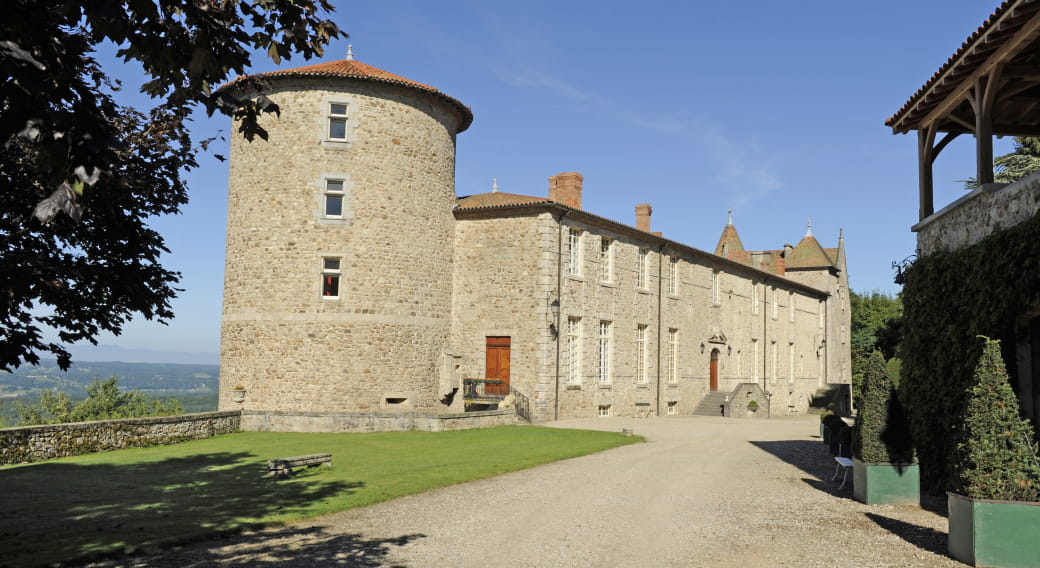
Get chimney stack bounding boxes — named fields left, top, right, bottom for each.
left=548, top=172, right=583, bottom=209
left=635, top=203, right=653, bottom=232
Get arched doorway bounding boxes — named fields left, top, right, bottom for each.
left=710, top=348, right=720, bottom=391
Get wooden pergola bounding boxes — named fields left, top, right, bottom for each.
left=887, top=0, right=1040, bottom=221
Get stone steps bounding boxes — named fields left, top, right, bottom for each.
left=693, top=391, right=728, bottom=416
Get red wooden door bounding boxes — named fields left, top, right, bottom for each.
left=709, top=349, right=720, bottom=391
left=485, top=337, right=511, bottom=396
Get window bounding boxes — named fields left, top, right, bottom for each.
left=598, top=404, right=611, bottom=417
left=567, top=228, right=582, bottom=275
left=751, top=339, right=759, bottom=380
left=752, top=282, right=760, bottom=315
left=788, top=342, right=795, bottom=383
left=771, top=287, right=779, bottom=319
left=788, top=291, right=795, bottom=323
left=711, top=270, right=721, bottom=305
left=566, top=317, right=582, bottom=384
left=736, top=350, right=743, bottom=377
left=599, top=237, right=612, bottom=282
left=635, top=324, right=648, bottom=384
left=669, top=257, right=679, bottom=295
left=771, top=340, right=778, bottom=383
left=321, top=257, right=341, bottom=298
left=637, top=248, right=649, bottom=288
left=598, top=321, right=612, bottom=383
left=328, top=103, right=348, bottom=140
left=818, top=300, right=825, bottom=329
left=667, top=401, right=677, bottom=415
left=668, top=328, right=679, bottom=383
left=324, top=179, right=345, bottom=217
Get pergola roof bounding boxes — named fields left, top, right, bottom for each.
left=887, top=0, right=1040, bottom=136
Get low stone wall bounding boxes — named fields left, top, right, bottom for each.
left=0, top=411, right=241, bottom=465
left=725, top=383, right=770, bottom=418
left=241, top=409, right=517, bottom=433
left=914, top=171, right=1040, bottom=256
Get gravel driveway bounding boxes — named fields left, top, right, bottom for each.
left=89, top=415, right=966, bottom=567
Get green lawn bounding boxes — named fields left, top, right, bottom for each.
left=0, top=426, right=639, bottom=567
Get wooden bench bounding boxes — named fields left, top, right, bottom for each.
left=832, top=456, right=853, bottom=489
left=635, top=402, right=653, bottom=418
left=267, top=453, right=332, bottom=478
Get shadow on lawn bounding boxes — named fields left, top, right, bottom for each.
left=0, top=452, right=362, bottom=567
left=87, top=526, right=427, bottom=568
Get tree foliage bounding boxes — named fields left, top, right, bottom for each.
left=0, top=1, right=343, bottom=371
left=15, top=376, right=183, bottom=425
left=850, top=290, right=903, bottom=402
left=963, top=136, right=1040, bottom=190
left=852, top=351, right=915, bottom=464
left=958, top=338, right=1040, bottom=501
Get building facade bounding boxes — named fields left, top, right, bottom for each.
left=218, top=55, right=851, bottom=430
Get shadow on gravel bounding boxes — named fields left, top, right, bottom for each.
left=865, top=512, right=947, bottom=557
left=89, top=526, right=427, bottom=567
left=750, top=440, right=857, bottom=499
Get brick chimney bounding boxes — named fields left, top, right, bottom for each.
left=548, top=172, right=583, bottom=209
left=635, top=203, right=653, bottom=232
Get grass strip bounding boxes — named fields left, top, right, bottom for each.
left=0, top=425, right=639, bottom=566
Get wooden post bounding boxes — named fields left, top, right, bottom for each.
left=918, top=127, right=936, bottom=220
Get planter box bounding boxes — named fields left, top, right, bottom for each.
left=851, top=459, right=919, bottom=505
left=948, top=492, right=1040, bottom=567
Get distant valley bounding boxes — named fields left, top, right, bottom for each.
left=0, top=359, right=219, bottom=425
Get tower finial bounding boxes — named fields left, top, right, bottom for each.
left=727, top=208, right=733, bottom=226
left=805, top=217, right=813, bottom=237
left=492, top=178, right=498, bottom=193
left=346, top=45, right=354, bottom=60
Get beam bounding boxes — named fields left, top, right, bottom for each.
left=903, top=9, right=1040, bottom=133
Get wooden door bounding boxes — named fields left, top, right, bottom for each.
left=709, top=349, right=720, bottom=391
left=485, top=337, right=511, bottom=396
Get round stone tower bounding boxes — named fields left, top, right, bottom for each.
left=217, top=54, right=472, bottom=429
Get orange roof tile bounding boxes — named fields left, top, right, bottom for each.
left=457, top=192, right=550, bottom=209
left=222, top=58, right=473, bottom=132
left=786, top=235, right=836, bottom=269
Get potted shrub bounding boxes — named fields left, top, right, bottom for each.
left=231, top=385, right=247, bottom=403
left=827, top=415, right=846, bottom=455
left=747, top=400, right=759, bottom=413
left=851, top=351, right=918, bottom=504
left=819, top=409, right=834, bottom=440
left=948, top=337, right=1040, bottom=567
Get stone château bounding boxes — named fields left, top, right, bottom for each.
left=217, top=52, right=851, bottom=431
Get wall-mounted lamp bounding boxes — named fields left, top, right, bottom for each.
left=727, top=345, right=732, bottom=356
left=547, top=294, right=560, bottom=338
left=700, top=343, right=705, bottom=354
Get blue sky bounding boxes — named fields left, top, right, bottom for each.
left=67, top=0, right=1007, bottom=363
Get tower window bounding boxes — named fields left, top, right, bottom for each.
left=324, top=179, right=345, bottom=217
left=328, top=103, right=348, bottom=140
left=322, top=257, right=341, bottom=298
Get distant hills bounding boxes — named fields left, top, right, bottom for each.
left=1, top=359, right=219, bottom=398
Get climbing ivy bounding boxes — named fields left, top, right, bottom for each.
left=900, top=210, right=1040, bottom=492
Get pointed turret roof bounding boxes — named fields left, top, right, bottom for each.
left=714, top=210, right=746, bottom=257
left=786, top=222, right=837, bottom=269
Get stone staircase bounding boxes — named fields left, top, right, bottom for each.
left=693, top=391, right=728, bottom=417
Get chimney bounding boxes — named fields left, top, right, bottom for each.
left=635, top=203, right=652, bottom=232
left=548, top=172, right=583, bottom=209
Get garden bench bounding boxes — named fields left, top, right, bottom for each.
left=832, top=456, right=853, bottom=489
left=267, top=453, right=332, bottom=478
left=635, top=402, right=653, bottom=418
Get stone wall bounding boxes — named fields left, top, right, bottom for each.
left=725, top=382, right=769, bottom=418
left=241, top=409, right=516, bottom=432
left=0, top=411, right=241, bottom=465
left=914, top=170, right=1040, bottom=256
left=452, top=205, right=839, bottom=420
left=221, top=77, right=463, bottom=415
